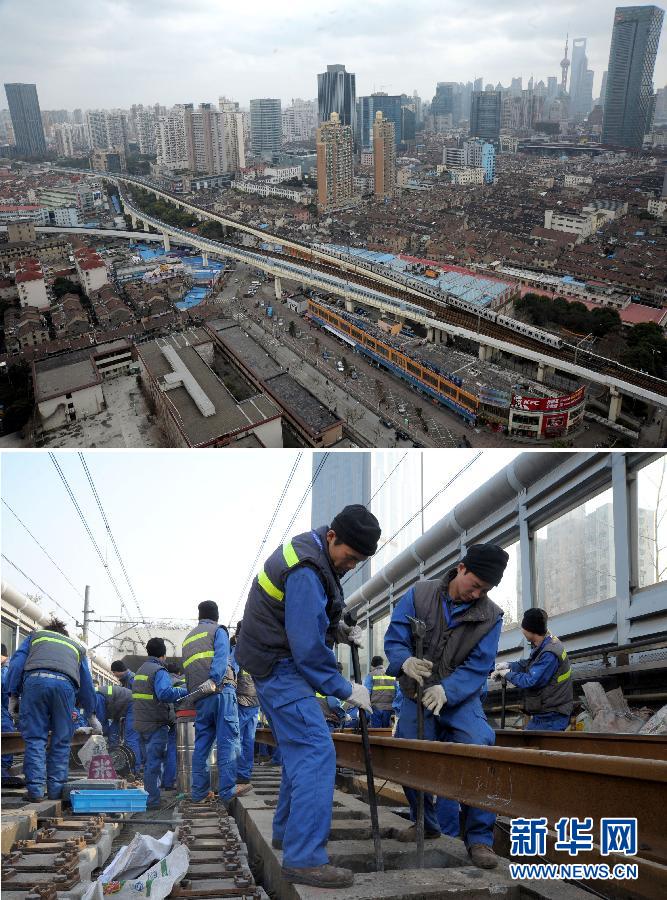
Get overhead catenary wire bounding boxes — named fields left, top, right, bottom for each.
left=2, top=497, right=85, bottom=600
left=227, top=452, right=304, bottom=628
left=342, top=452, right=483, bottom=589
left=49, top=452, right=136, bottom=639
left=78, top=452, right=149, bottom=643
left=1, top=553, right=104, bottom=643
left=279, top=452, right=330, bottom=542
left=367, top=452, right=408, bottom=506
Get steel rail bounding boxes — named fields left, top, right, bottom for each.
left=255, top=728, right=667, bottom=860
left=1, top=730, right=89, bottom=755
left=494, top=729, right=667, bottom=761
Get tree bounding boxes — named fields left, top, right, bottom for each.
left=288, top=320, right=297, bottom=338
left=199, top=220, right=225, bottom=240
left=590, top=306, right=622, bottom=338
left=53, top=277, right=82, bottom=299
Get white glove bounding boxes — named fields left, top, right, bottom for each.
left=491, top=663, right=511, bottom=681
left=346, top=682, right=372, bottom=714
left=89, top=714, right=103, bottom=735
left=8, top=696, right=19, bottom=718
left=335, top=621, right=364, bottom=647
left=422, top=684, right=447, bottom=716
left=401, top=656, right=433, bottom=685
left=199, top=678, right=217, bottom=695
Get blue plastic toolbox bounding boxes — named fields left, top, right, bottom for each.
left=70, top=788, right=148, bottom=813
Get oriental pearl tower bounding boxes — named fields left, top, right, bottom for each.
left=560, top=34, right=570, bottom=93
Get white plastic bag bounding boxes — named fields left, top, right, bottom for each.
left=78, top=735, right=108, bottom=769
left=99, top=831, right=175, bottom=883
left=82, top=842, right=189, bottom=900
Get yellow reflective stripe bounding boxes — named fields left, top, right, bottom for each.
left=183, top=631, right=209, bottom=649
left=32, top=636, right=80, bottom=660
left=183, top=650, right=214, bottom=669
left=283, top=541, right=300, bottom=568
left=107, top=685, right=113, bottom=696
left=372, top=685, right=395, bottom=690
left=315, top=692, right=325, bottom=698
left=557, top=668, right=572, bottom=683
left=561, top=649, right=567, bottom=660
left=132, top=693, right=154, bottom=700
left=134, top=674, right=149, bottom=681
left=258, top=569, right=284, bottom=602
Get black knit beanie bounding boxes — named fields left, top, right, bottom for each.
left=330, top=505, right=381, bottom=556
left=522, top=608, right=548, bottom=635
left=461, top=543, right=509, bottom=586
left=198, top=600, right=219, bottom=622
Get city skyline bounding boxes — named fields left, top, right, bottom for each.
left=2, top=1, right=664, bottom=110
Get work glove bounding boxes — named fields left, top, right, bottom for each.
left=422, top=684, right=447, bottom=716
left=89, top=714, right=103, bottom=735
left=199, top=678, right=218, bottom=695
left=401, top=656, right=433, bottom=685
left=8, top=696, right=19, bottom=718
left=335, top=620, right=364, bottom=647
left=491, top=662, right=511, bottom=681
left=346, top=682, right=372, bottom=714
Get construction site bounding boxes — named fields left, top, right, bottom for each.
left=1, top=449, right=666, bottom=900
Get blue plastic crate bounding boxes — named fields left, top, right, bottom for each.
left=70, top=788, right=148, bottom=813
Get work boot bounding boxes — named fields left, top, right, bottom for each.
left=189, top=790, right=216, bottom=805
left=393, top=824, right=441, bottom=842
left=281, top=864, right=354, bottom=888
left=468, top=844, right=499, bottom=869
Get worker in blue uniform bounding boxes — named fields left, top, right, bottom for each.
left=385, top=543, right=508, bottom=870
left=182, top=601, right=250, bottom=806
left=94, top=680, right=142, bottom=770
left=162, top=663, right=184, bottom=790
left=7, top=617, right=101, bottom=801
left=363, top=655, right=397, bottom=727
left=131, top=638, right=188, bottom=809
left=236, top=504, right=380, bottom=890
left=2, top=643, right=15, bottom=778
left=111, top=660, right=143, bottom=769
left=232, top=622, right=260, bottom=786
left=492, top=608, right=573, bottom=731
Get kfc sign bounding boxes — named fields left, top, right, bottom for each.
left=511, top=386, right=585, bottom=413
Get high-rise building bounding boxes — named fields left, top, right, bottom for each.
left=184, top=103, right=227, bottom=174
left=0, top=109, right=15, bottom=146
left=358, top=93, right=403, bottom=148
left=317, top=64, right=356, bottom=136
left=156, top=105, right=190, bottom=170
left=282, top=98, right=318, bottom=143
left=84, top=109, right=128, bottom=154
left=474, top=77, right=484, bottom=93
left=431, top=82, right=462, bottom=128
left=249, top=98, right=282, bottom=160
left=598, top=70, right=609, bottom=106
left=570, top=38, right=595, bottom=121
left=4, top=83, right=46, bottom=157
left=53, top=122, right=75, bottom=158
left=222, top=110, right=246, bottom=172
left=316, top=112, right=355, bottom=211
left=373, top=112, right=396, bottom=199
left=602, top=5, right=665, bottom=150
left=134, top=108, right=157, bottom=155
left=470, top=90, right=501, bottom=144
left=310, top=452, right=372, bottom=596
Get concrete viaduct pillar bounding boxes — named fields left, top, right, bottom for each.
left=130, top=213, right=138, bottom=230
left=536, top=362, right=555, bottom=383
left=345, top=299, right=354, bottom=313
left=201, top=251, right=209, bottom=266
left=274, top=276, right=282, bottom=300
left=163, top=232, right=171, bottom=252
left=478, top=343, right=495, bottom=362
left=608, top=387, right=623, bottom=423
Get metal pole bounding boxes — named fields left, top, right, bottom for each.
left=82, top=586, right=91, bottom=644
left=407, top=615, right=427, bottom=868
left=420, top=451, right=425, bottom=535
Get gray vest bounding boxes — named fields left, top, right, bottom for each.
left=132, top=659, right=175, bottom=733
left=237, top=667, right=258, bottom=707
left=398, top=574, right=503, bottom=701
left=521, top=635, right=574, bottom=717
left=24, top=629, right=85, bottom=687
left=369, top=667, right=397, bottom=710
left=101, top=684, right=132, bottom=721
left=182, top=620, right=234, bottom=695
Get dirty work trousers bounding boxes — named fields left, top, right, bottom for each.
left=255, top=659, right=335, bottom=869
left=396, top=694, right=496, bottom=847
left=191, top=687, right=240, bottom=802
left=19, top=673, right=76, bottom=800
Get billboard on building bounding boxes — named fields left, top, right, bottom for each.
left=511, top=386, right=585, bottom=413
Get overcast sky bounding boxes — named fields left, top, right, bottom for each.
left=1, top=0, right=664, bottom=111
left=2, top=449, right=521, bottom=659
